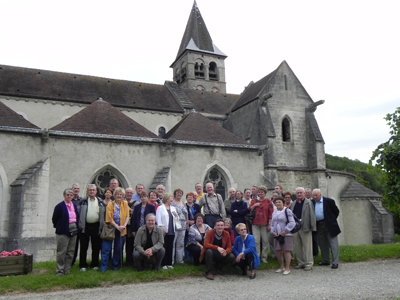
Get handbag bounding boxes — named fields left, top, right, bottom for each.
left=100, top=224, right=115, bottom=241
left=285, top=208, right=302, bottom=233
left=245, top=208, right=256, bottom=223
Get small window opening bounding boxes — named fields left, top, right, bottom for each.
left=284, top=75, right=288, bottom=90
left=282, top=117, right=291, bottom=142
left=158, top=126, right=166, bottom=137
left=209, top=62, right=218, bottom=81
left=195, top=62, right=205, bottom=78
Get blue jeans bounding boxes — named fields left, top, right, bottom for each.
left=101, top=229, right=125, bottom=272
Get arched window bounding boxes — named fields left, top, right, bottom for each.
left=158, top=126, right=166, bottom=137
left=195, top=85, right=205, bottom=91
left=209, top=62, right=218, bottom=81
left=282, top=117, right=291, bottom=142
left=195, top=59, right=205, bottom=78
left=203, top=167, right=227, bottom=199
left=180, top=62, right=186, bottom=82
left=91, top=169, right=124, bottom=198
left=175, top=68, right=181, bottom=84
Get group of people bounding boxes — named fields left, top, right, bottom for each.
left=52, top=180, right=341, bottom=280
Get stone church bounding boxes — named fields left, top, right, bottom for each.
left=0, top=2, right=394, bottom=261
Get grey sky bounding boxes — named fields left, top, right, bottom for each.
left=1, top=0, right=399, bottom=163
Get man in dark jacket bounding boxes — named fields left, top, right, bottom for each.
left=133, top=213, right=165, bottom=271
left=312, top=189, right=341, bottom=269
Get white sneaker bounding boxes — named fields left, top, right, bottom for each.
left=275, top=268, right=285, bottom=273
left=261, top=258, right=268, bottom=264
left=167, top=265, right=174, bottom=269
left=283, top=270, right=291, bottom=275
left=162, top=266, right=168, bottom=270
left=80, top=268, right=86, bottom=272
left=93, top=267, right=98, bottom=271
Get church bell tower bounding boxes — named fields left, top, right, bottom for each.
left=170, top=1, right=227, bottom=94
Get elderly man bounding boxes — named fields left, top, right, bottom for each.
left=71, top=183, right=82, bottom=266
left=198, top=182, right=226, bottom=228
left=78, top=184, right=105, bottom=271
left=52, top=188, right=79, bottom=276
left=200, top=219, right=235, bottom=280
left=133, top=213, right=165, bottom=272
left=132, top=184, right=145, bottom=202
left=125, top=187, right=138, bottom=266
left=291, top=187, right=316, bottom=271
left=156, top=184, right=165, bottom=205
left=312, top=189, right=341, bottom=269
left=195, top=183, right=205, bottom=202
left=224, top=188, right=236, bottom=218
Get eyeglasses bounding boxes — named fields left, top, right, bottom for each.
left=239, top=228, right=247, bottom=231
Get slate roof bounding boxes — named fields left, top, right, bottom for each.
left=163, top=111, right=247, bottom=145
left=50, top=98, right=158, bottom=138
left=0, top=101, right=39, bottom=129
left=230, top=68, right=277, bottom=112
left=341, top=180, right=382, bottom=199
left=172, top=1, right=226, bottom=66
left=0, top=65, right=184, bottom=113
left=183, top=89, right=238, bottom=115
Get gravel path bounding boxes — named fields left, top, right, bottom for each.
left=1, top=259, right=400, bottom=300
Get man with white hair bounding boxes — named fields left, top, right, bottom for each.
left=156, top=185, right=165, bottom=205
left=312, top=189, right=341, bottom=269
left=291, top=187, right=316, bottom=271
left=195, top=183, right=205, bottom=202
left=78, top=184, right=106, bottom=271
left=224, top=188, right=236, bottom=218
left=198, top=182, right=225, bottom=228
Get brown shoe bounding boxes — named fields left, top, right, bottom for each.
left=206, top=273, right=214, bottom=280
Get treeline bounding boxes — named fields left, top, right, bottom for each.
left=325, top=154, right=386, bottom=195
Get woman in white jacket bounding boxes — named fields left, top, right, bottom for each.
left=156, top=193, right=177, bottom=269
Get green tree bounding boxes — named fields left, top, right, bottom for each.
left=370, top=107, right=400, bottom=232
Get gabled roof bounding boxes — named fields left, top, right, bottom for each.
left=163, top=111, right=247, bottom=145
left=50, top=98, right=158, bottom=138
left=341, top=180, right=382, bottom=199
left=172, top=1, right=226, bottom=66
left=0, top=101, right=39, bottom=129
left=183, top=89, right=238, bottom=115
left=0, top=65, right=184, bottom=113
left=230, top=68, right=278, bottom=112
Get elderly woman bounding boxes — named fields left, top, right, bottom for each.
left=156, top=193, right=177, bottom=269
left=52, top=188, right=79, bottom=276
left=171, top=188, right=188, bottom=265
left=230, top=190, right=248, bottom=237
left=224, top=218, right=235, bottom=245
left=232, top=223, right=260, bottom=279
left=243, top=188, right=252, bottom=207
left=284, top=192, right=293, bottom=209
left=100, top=187, right=130, bottom=272
left=186, top=213, right=211, bottom=265
left=271, top=197, right=295, bottom=275
left=148, top=190, right=159, bottom=211
left=131, top=191, right=156, bottom=236
left=249, top=185, right=274, bottom=264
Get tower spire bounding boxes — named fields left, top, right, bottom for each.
left=170, top=1, right=227, bottom=94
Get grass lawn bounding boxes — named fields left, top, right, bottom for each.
left=1, top=235, right=400, bottom=295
